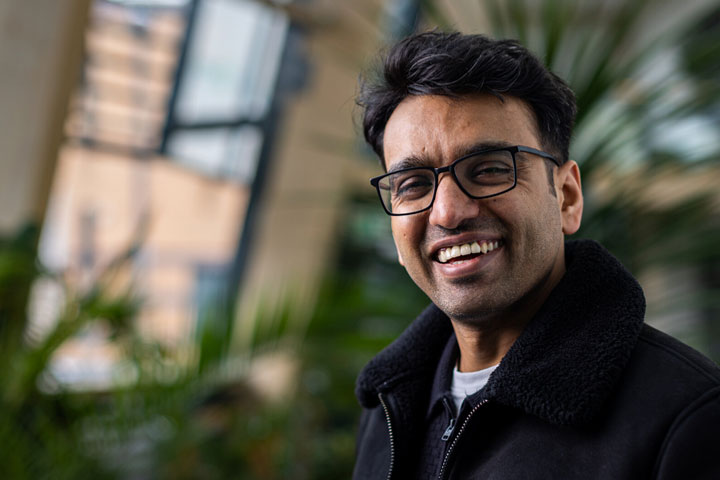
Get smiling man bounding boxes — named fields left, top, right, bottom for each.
left=353, top=32, right=720, bottom=479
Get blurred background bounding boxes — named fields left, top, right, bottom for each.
left=1, top=0, right=718, bottom=478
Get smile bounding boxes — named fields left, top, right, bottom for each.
left=437, top=240, right=500, bottom=264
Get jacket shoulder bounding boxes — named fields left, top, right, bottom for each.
left=637, top=324, right=720, bottom=385
left=653, top=385, right=720, bottom=479
left=636, top=325, right=720, bottom=479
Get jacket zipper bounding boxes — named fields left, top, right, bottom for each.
left=441, top=417, right=455, bottom=441
left=378, top=392, right=395, bottom=480
left=441, top=397, right=456, bottom=441
left=437, top=398, right=489, bottom=480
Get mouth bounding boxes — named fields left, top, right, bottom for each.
left=435, top=240, right=500, bottom=264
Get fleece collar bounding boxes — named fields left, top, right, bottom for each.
left=355, top=240, right=646, bottom=426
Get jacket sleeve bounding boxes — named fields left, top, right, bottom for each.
left=654, top=386, right=720, bottom=479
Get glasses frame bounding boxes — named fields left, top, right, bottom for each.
left=370, top=145, right=559, bottom=216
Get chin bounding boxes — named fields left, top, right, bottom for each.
left=434, top=295, right=505, bottom=323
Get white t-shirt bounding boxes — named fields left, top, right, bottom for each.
left=451, top=363, right=499, bottom=412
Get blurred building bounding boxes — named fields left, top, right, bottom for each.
left=32, top=1, right=243, bottom=386
left=24, top=0, right=384, bottom=389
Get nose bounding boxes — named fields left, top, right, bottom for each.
left=428, top=173, right=481, bottom=229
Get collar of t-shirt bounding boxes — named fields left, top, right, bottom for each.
left=451, top=363, right=499, bottom=412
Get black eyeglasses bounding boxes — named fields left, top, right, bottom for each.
left=370, top=145, right=558, bottom=216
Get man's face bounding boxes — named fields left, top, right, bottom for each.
left=383, top=94, right=580, bottom=325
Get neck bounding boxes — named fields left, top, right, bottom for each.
left=452, top=320, right=524, bottom=371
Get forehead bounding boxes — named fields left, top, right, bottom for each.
left=382, top=94, right=541, bottom=170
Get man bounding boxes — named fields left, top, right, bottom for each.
left=353, top=32, right=720, bottom=479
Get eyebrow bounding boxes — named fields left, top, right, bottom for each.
left=455, top=140, right=515, bottom=158
left=387, top=156, right=432, bottom=173
left=387, top=140, right=518, bottom=173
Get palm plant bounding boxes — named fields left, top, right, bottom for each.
left=0, top=226, right=140, bottom=478
left=0, top=224, right=305, bottom=479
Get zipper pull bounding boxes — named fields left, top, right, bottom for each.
left=441, top=417, right=455, bottom=441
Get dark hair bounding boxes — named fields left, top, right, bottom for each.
left=357, top=31, right=577, bottom=168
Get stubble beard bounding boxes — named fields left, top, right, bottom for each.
left=430, top=272, right=517, bottom=327
left=429, top=244, right=559, bottom=330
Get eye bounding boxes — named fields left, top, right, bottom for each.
left=470, top=161, right=513, bottom=177
left=392, top=172, right=434, bottom=198
left=459, top=152, right=514, bottom=186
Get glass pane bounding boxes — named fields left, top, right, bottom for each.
left=173, top=0, right=288, bottom=123
left=166, top=126, right=262, bottom=182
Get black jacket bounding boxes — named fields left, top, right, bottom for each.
left=353, top=240, right=720, bottom=479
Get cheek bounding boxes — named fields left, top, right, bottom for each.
left=498, top=191, right=558, bottom=241
left=524, top=196, right=564, bottom=245
left=391, top=218, right=424, bottom=261
left=391, top=217, right=420, bottom=241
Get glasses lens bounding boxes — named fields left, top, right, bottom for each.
left=378, top=168, right=435, bottom=214
left=454, top=150, right=516, bottom=197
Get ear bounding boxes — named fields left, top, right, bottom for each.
left=556, top=160, right=583, bottom=235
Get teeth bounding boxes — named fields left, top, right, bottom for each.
left=437, top=240, right=501, bottom=263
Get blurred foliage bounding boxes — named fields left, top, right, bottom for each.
left=0, top=209, right=420, bottom=478
left=0, top=225, right=138, bottom=478
left=145, top=196, right=425, bottom=479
